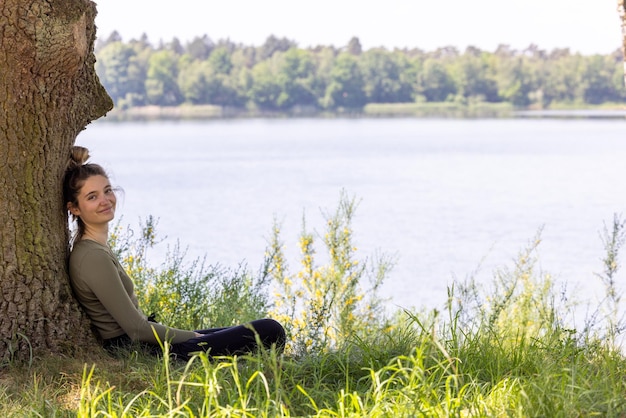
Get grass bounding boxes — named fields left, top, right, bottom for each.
left=3, top=307, right=626, bottom=416
left=2, top=196, right=626, bottom=416
left=362, top=101, right=515, bottom=118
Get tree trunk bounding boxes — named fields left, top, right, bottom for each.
left=0, top=0, right=113, bottom=361
left=620, top=0, right=626, bottom=85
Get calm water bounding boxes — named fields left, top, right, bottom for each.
left=77, top=117, right=626, bottom=312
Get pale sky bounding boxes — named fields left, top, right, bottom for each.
left=95, top=0, right=622, bottom=54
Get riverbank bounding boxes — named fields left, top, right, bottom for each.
left=102, top=102, right=626, bottom=121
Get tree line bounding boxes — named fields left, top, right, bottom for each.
left=95, top=31, right=626, bottom=112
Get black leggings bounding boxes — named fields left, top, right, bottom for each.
left=171, top=318, right=285, bottom=360
left=104, top=318, right=286, bottom=361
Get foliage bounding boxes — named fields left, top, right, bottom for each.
left=95, top=34, right=626, bottom=113
left=3, top=200, right=626, bottom=416
left=7, top=218, right=626, bottom=416
left=323, top=53, right=367, bottom=109
left=145, top=50, right=183, bottom=106
left=587, top=214, right=626, bottom=346
left=265, top=191, right=392, bottom=356
left=418, top=58, right=457, bottom=102
left=108, top=216, right=271, bottom=329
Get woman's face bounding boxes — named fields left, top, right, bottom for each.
left=69, top=174, right=116, bottom=228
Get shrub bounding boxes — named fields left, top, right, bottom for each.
left=265, top=190, right=394, bottom=356
left=108, top=216, right=271, bottom=330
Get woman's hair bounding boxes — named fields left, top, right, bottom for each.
left=63, top=146, right=109, bottom=242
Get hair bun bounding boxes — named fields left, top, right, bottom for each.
left=68, top=146, right=90, bottom=169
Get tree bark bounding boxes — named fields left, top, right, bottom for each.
left=0, top=0, right=113, bottom=361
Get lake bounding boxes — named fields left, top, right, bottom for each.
left=76, top=117, right=626, bottom=313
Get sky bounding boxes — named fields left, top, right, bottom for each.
left=95, top=0, right=623, bottom=55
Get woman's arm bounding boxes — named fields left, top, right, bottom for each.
left=74, top=247, right=196, bottom=344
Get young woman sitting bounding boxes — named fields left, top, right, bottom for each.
left=62, top=146, right=285, bottom=360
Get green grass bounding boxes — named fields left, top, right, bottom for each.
left=104, top=101, right=626, bottom=121
left=362, top=101, right=515, bottom=117
left=3, top=306, right=625, bottom=416
left=2, top=199, right=626, bottom=416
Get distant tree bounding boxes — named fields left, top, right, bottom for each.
left=248, top=48, right=320, bottom=111
left=95, top=30, right=122, bottom=52
left=523, top=43, right=547, bottom=59
left=96, top=41, right=147, bottom=106
left=259, top=35, right=297, bottom=60
left=619, top=0, right=626, bottom=85
left=347, top=37, right=362, bottom=55
left=494, top=44, right=516, bottom=58
left=540, top=51, right=582, bottom=105
left=186, top=35, right=214, bottom=61
left=495, top=56, right=535, bottom=107
left=194, top=47, right=246, bottom=107
left=249, top=60, right=282, bottom=110
left=231, top=46, right=259, bottom=69
left=610, top=48, right=626, bottom=100
left=178, top=58, right=244, bottom=107
left=0, top=0, right=113, bottom=362
left=178, top=60, right=210, bottom=104
left=135, top=33, right=152, bottom=48
left=275, top=48, right=318, bottom=109
left=205, top=75, right=246, bottom=107
left=229, top=66, right=254, bottom=106
left=360, top=49, right=414, bottom=103
left=309, top=46, right=337, bottom=102
left=548, top=48, right=572, bottom=60
left=145, top=50, right=183, bottom=105
left=215, top=39, right=240, bottom=54
left=419, top=58, right=457, bottom=102
left=207, top=47, right=234, bottom=74
left=465, top=45, right=483, bottom=57
left=106, top=30, right=123, bottom=43
left=430, top=46, right=460, bottom=60
left=323, top=53, right=366, bottom=109
left=581, top=55, right=620, bottom=104
left=165, top=37, right=185, bottom=55
left=91, top=21, right=626, bottom=112
left=451, top=50, right=499, bottom=102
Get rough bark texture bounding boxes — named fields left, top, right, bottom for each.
left=0, top=0, right=113, bottom=362
left=620, top=0, right=626, bottom=85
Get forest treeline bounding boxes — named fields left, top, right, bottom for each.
left=95, top=31, right=626, bottom=113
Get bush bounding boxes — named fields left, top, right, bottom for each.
left=108, top=216, right=271, bottom=330
left=265, top=190, right=394, bottom=356
left=86, top=205, right=626, bottom=416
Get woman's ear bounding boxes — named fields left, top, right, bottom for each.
left=67, top=202, right=80, bottom=216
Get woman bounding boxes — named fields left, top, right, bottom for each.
left=63, top=146, right=285, bottom=360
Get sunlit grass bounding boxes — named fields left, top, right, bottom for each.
left=2, top=196, right=626, bottom=416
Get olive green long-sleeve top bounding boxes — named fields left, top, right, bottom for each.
left=68, top=239, right=196, bottom=344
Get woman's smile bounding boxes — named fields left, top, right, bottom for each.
left=98, top=206, right=114, bottom=214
